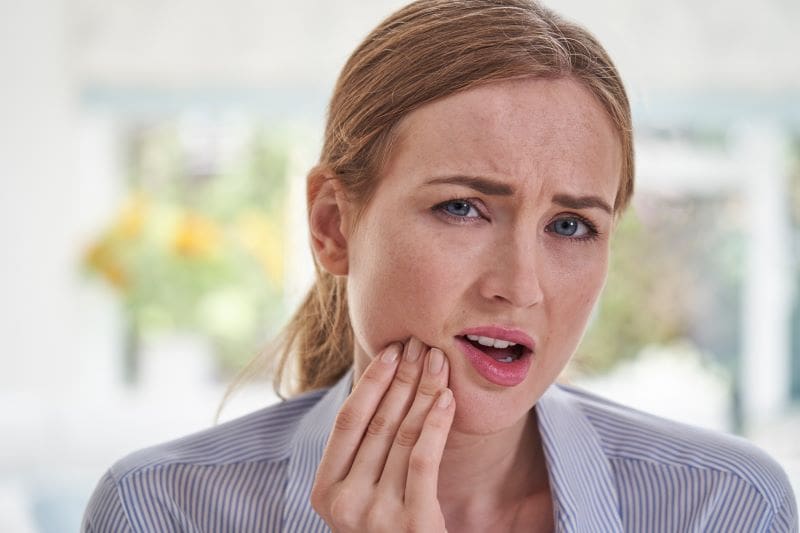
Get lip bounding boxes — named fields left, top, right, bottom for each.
left=459, top=325, right=535, bottom=352
left=455, top=326, right=535, bottom=387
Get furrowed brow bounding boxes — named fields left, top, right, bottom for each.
left=552, top=193, right=613, bottom=214
left=424, top=175, right=514, bottom=196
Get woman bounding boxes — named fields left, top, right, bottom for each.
left=83, top=1, right=797, bottom=531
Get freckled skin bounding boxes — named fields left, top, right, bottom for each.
left=346, top=76, right=622, bottom=436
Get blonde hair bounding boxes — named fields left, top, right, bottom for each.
left=233, top=0, right=634, bottom=400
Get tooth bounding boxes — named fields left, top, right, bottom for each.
left=477, top=336, right=495, bottom=347
left=467, top=335, right=480, bottom=341
left=498, top=356, right=513, bottom=363
left=492, top=340, right=510, bottom=349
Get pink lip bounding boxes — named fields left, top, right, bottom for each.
left=455, top=326, right=535, bottom=387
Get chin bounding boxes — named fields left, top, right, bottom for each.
left=445, top=369, right=543, bottom=436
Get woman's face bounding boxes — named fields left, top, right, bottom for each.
left=345, top=77, right=622, bottom=435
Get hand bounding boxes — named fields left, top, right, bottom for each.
left=311, top=337, right=455, bottom=533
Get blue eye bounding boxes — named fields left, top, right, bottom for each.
left=547, top=216, right=597, bottom=239
left=438, top=199, right=481, bottom=219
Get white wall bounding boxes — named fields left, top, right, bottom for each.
left=0, top=0, right=82, bottom=395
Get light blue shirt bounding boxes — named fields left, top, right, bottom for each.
left=83, top=372, right=798, bottom=532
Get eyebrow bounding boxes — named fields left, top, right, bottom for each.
left=424, top=175, right=614, bottom=214
left=424, top=175, right=514, bottom=196
left=552, top=193, right=613, bottom=214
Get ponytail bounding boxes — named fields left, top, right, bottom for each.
left=274, top=266, right=353, bottom=395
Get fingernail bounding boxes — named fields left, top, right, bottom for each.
left=381, top=343, right=401, bottom=364
left=437, top=388, right=453, bottom=409
left=428, top=348, right=444, bottom=375
left=404, top=337, right=422, bottom=362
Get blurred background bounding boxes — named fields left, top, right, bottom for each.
left=1, top=0, right=798, bottom=530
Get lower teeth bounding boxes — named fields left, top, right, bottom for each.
left=497, top=356, right=514, bottom=363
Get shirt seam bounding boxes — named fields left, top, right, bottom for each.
left=572, top=394, right=788, bottom=512
left=765, top=488, right=794, bottom=529
left=116, top=453, right=291, bottom=481
left=105, top=468, right=137, bottom=532
left=606, top=454, right=788, bottom=515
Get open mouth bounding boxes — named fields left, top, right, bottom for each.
left=457, top=335, right=529, bottom=363
left=455, top=330, right=534, bottom=387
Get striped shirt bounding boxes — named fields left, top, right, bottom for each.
left=82, top=371, right=798, bottom=532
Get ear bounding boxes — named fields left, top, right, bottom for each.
left=307, top=165, right=352, bottom=276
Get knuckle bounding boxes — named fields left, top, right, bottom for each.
left=334, top=406, right=363, bottom=432
left=365, top=413, right=393, bottom=437
left=309, top=483, right=326, bottom=511
left=393, top=365, right=419, bottom=387
left=365, top=504, right=389, bottom=531
left=361, top=363, right=387, bottom=384
left=408, top=450, right=435, bottom=475
left=416, top=379, right=441, bottom=398
left=406, top=514, right=445, bottom=533
left=403, top=515, right=423, bottom=533
left=425, top=409, right=451, bottom=430
left=394, top=424, right=419, bottom=448
left=329, top=488, right=361, bottom=529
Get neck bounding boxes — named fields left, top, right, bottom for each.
left=437, top=409, right=550, bottom=528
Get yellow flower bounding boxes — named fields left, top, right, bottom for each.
left=84, top=241, right=129, bottom=290
left=171, top=211, right=222, bottom=258
left=235, top=210, right=284, bottom=285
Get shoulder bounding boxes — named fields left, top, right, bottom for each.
left=82, top=387, right=329, bottom=532
left=558, top=384, right=797, bottom=530
left=114, top=387, right=327, bottom=477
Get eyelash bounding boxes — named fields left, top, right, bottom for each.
left=432, top=198, right=486, bottom=225
left=432, top=198, right=601, bottom=242
left=545, top=214, right=600, bottom=242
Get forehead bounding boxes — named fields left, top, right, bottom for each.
left=384, top=77, right=622, bottom=200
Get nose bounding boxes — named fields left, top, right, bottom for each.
left=478, top=231, right=544, bottom=309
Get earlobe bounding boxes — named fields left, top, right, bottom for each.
left=307, top=166, right=350, bottom=276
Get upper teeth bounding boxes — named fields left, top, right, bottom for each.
left=466, top=335, right=517, bottom=349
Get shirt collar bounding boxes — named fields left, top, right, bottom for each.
left=536, top=383, right=623, bottom=532
left=283, top=372, right=623, bottom=532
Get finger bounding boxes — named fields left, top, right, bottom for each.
left=348, top=337, right=427, bottom=483
left=378, top=347, right=449, bottom=497
left=405, top=388, right=455, bottom=509
left=314, top=342, right=403, bottom=487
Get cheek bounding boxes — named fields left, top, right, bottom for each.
left=347, top=221, right=457, bottom=356
left=541, top=249, right=608, bottom=348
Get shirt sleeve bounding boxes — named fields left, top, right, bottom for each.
left=769, top=487, right=799, bottom=533
left=81, top=470, right=133, bottom=533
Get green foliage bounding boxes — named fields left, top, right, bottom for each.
left=575, top=193, right=745, bottom=376
left=83, top=121, right=296, bottom=375
left=575, top=210, right=684, bottom=373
